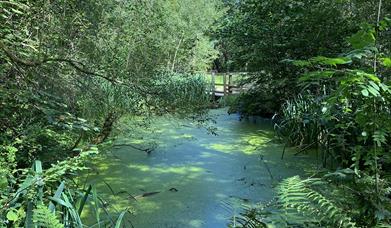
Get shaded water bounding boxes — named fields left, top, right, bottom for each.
left=85, top=109, right=316, bottom=227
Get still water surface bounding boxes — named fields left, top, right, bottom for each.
left=86, top=109, right=315, bottom=227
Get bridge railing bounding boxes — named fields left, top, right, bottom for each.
left=206, top=72, right=248, bottom=97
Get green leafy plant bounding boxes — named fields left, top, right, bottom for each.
left=269, top=3, right=391, bottom=226
left=33, top=204, right=63, bottom=228
left=277, top=176, right=356, bottom=227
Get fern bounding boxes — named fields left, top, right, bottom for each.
left=33, top=205, right=63, bottom=228
left=278, top=176, right=356, bottom=228
left=229, top=199, right=291, bottom=227
left=230, top=206, right=267, bottom=228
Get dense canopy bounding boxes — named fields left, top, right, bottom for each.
left=1, top=0, right=391, bottom=227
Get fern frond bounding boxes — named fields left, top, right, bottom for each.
left=33, top=204, right=63, bottom=228
left=278, top=176, right=356, bottom=228
left=231, top=206, right=267, bottom=228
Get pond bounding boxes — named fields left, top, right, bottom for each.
left=85, top=109, right=316, bottom=227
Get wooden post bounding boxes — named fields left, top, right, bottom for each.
left=228, top=74, right=232, bottom=94
left=223, top=73, right=227, bottom=96
left=211, top=71, right=216, bottom=99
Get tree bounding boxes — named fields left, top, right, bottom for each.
left=0, top=0, right=222, bottom=225
left=216, top=0, right=390, bottom=116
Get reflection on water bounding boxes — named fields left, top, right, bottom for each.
left=84, top=109, right=316, bottom=227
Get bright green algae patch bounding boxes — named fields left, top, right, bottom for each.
left=83, top=109, right=317, bottom=227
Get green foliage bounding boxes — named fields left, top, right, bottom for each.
left=272, top=10, right=391, bottom=226
left=216, top=0, right=382, bottom=115
left=275, top=94, right=323, bottom=147
left=1, top=0, right=220, bottom=226
left=152, top=72, right=210, bottom=114
left=225, top=0, right=391, bottom=226
left=381, top=58, right=391, bottom=67
left=289, top=56, right=352, bottom=68
left=236, top=169, right=391, bottom=227
left=348, top=24, right=376, bottom=49
left=0, top=156, right=129, bottom=227
left=281, top=25, right=391, bottom=168
left=277, top=176, right=356, bottom=227
left=1, top=0, right=220, bottom=167
left=230, top=205, right=267, bottom=228
left=33, top=204, right=63, bottom=228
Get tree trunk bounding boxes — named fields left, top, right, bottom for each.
left=93, top=112, right=118, bottom=144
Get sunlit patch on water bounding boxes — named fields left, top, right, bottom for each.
left=81, top=108, right=317, bottom=227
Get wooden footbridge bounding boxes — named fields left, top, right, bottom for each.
left=207, top=71, right=249, bottom=98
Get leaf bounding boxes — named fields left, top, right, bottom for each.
left=48, top=196, right=72, bottom=208
left=348, top=28, right=376, bottom=49
left=346, top=49, right=371, bottom=59
left=367, top=86, right=379, bottom=97
left=381, top=58, right=391, bottom=67
left=299, top=71, right=335, bottom=81
left=361, top=89, right=369, bottom=97
left=48, top=182, right=65, bottom=213
left=373, top=130, right=388, bottom=146
left=10, top=8, right=24, bottom=15
left=62, top=194, right=83, bottom=227
left=368, top=81, right=379, bottom=91
left=33, top=160, right=44, bottom=202
left=115, top=211, right=127, bottom=228
left=353, top=71, right=380, bottom=82
left=10, top=175, right=37, bottom=205
left=33, top=204, right=63, bottom=228
left=379, top=17, right=391, bottom=31
left=310, top=56, right=351, bottom=66
left=34, top=160, right=42, bottom=174
left=92, top=186, right=100, bottom=226
left=25, top=202, right=33, bottom=228
left=379, top=83, right=390, bottom=93
left=7, top=210, right=19, bottom=221
left=0, top=172, right=8, bottom=189
left=78, top=185, right=92, bottom=215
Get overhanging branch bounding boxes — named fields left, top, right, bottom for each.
left=0, top=41, right=163, bottom=96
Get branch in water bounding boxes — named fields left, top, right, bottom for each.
left=113, top=143, right=156, bottom=154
